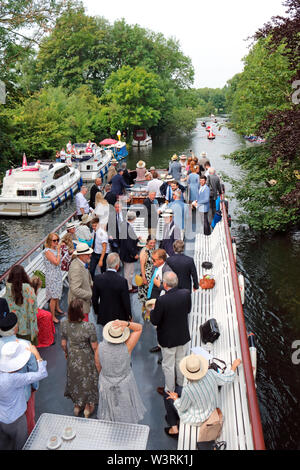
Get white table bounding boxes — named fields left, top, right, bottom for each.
left=23, top=413, right=150, bottom=450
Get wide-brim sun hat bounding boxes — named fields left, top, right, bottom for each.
left=0, top=340, right=31, bottom=372
left=103, top=321, right=130, bottom=344
left=111, top=159, right=118, bottom=164
left=66, top=222, right=77, bottom=230
left=165, top=175, right=175, bottom=182
left=145, top=299, right=156, bottom=311
left=136, top=160, right=146, bottom=169
left=179, top=353, right=208, bottom=381
left=80, top=214, right=93, bottom=225
left=171, top=154, right=178, bottom=161
left=201, top=152, right=207, bottom=157
left=73, top=242, right=93, bottom=256
left=179, top=154, right=187, bottom=160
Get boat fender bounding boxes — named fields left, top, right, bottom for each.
left=57, top=196, right=61, bottom=205
left=70, top=188, right=73, bottom=199
left=64, top=192, right=68, bottom=200
left=247, top=332, right=257, bottom=382
left=105, top=166, right=108, bottom=173
left=77, top=181, right=81, bottom=190
left=51, top=201, right=55, bottom=209
left=232, top=238, right=237, bottom=262
left=227, top=214, right=232, bottom=227
left=238, top=272, right=245, bottom=305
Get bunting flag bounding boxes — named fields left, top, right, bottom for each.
left=22, top=153, right=27, bottom=168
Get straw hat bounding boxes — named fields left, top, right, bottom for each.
left=145, top=299, right=156, bottom=312
left=161, top=209, right=174, bottom=217
left=171, top=154, right=178, bottom=161
left=73, top=242, right=93, bottom=256
left=103, top=321, right=130, bottom=344
left=0, top=340, right=31, bottom=372
left=136, top=160, right=146, bottom=169
left=179, top=154, right=187, bottom=160
left=179, top=354, right=208, bottom=381
left=66, top=222, right=77, bottom=230
left=165, top=175, right=175, bottom=182
left=201, top=152, right=207, bottom=157
left=80, top=214, right=93, bottom=225
left=111, top=158, right=118, bottom=164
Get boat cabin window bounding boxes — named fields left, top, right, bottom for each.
left=17, top=189, right=37, bottom=197
left=53, top=166, right=71, bottom=180
left=45, top=185, right=56, bottom=195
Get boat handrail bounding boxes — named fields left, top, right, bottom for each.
left=221, top=196, right=265, bottom=450
left=0, top=209, right=77, bottom=283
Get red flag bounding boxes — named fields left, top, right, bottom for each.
left=22, top=153, right=27, bottom=168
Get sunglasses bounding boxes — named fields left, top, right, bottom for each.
left=52, top=238, right=59, bottom=242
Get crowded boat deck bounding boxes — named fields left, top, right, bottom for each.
left=0, top=154, right=265, bottom=451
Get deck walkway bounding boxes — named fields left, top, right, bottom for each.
left=178, top=219, right=254, bottom=450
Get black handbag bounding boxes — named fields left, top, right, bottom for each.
left=208, top=358, right=227, bottom=374
left=196, top=440, right=227, bottom=451
left=200, top=318, right=220, bottom=344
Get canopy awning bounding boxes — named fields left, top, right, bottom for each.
left=100, top=138, right=118, bottom=146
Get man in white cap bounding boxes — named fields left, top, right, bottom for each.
left=68, top=242, right=93, bottom=318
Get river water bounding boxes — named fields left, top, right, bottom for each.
left=0, top=118, right=299, bottom=449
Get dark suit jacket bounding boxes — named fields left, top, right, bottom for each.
left=104, top=190, right=117, bottom=207
left=111, top=174, right=131, bottom=195
left=92, top=270, right=131, bottom=326
left=119, top=222, right=139, bottom=263
left=150, top=287, right=191, bottom=348
left=160, top=181, right=186, bottom=198
left=89, top=184, right=101, bottom=209
left=143, top=198, right=158, bottom=228
left=166, top=253, right=199, bottom=292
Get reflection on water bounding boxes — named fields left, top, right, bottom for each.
left=0, top=117, right=299, bottom=448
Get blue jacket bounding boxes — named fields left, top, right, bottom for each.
left=111, top=174, right=131, bottom=196
left=197, top=185, right=210, bottom=213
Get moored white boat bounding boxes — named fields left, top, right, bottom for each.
left=71, top=144, right=113, bottom=182
left=132, top=129, right=152, bottom=147
left=0, top=161, right=81, bottom=217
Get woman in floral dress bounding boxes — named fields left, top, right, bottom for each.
left=43, top=232, right=63, bottom=324
left=138, top=237, right=156, bottom=320
left=5, top=265, right=38, bottom=345
left=60, top=299, right=99, bottom=418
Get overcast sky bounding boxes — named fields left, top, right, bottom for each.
left=84, top=0, right=287, bottom=89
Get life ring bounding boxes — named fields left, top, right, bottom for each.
left=238, top=272, right=245, bottom=305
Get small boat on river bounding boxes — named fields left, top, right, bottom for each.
left=0, top=161, right=81, bottom=217
left=71, top=143, right=113, bottom=182
left=132, top=129, right=152, bottom=147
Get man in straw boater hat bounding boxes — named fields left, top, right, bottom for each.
left=149, top=271, right=191, bottom=438
left=0, top=300, right=47, bottom=449
left=168, top=153, right=182, bottom=182
left=68, top=242, right=93, bottom=319
left=165, top=353, right=241, bottom=439
left=160, top=209, right=182, bottom=257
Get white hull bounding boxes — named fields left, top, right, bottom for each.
left=0, top=163, right=81, bottom=217
left=72, top=150, right=113, bottom=182
left=132, top=138, right=152, bottom=147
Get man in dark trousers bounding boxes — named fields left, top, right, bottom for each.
left=89, top=177, right=102, bottom=209
left=104, top=184, right=117, bottom=207
left=119, top=211, right=139, bottom=294
left=166, top=240, right=199, bottom=293
left=92, top=252, right=132, bottom=327
left=207, top=167, right=222, bottom=223
left=150, top=271, right=191, bottom=438
left=143, top=191, right=159, bottom=238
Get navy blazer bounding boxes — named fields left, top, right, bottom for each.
left=92, top=270, right=132, bottom=326
left=111, top=174, right=131, bottom=195
left=150, top=287, right=191, bottom=348
left=166, top=253, right=199, bottom=292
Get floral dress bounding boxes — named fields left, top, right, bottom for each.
left=60, top=320, right=99, bottom=407
left=138, top=247, right=154, bottom=307
left=5, top=282, right=38, bottom=344
left=43, top=248, right=63, bottom=300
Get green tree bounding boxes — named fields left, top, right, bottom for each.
left=102, top=66, right=163, bottom=135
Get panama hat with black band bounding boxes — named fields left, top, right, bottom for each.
left=73, top=242, right=93, bottom=256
